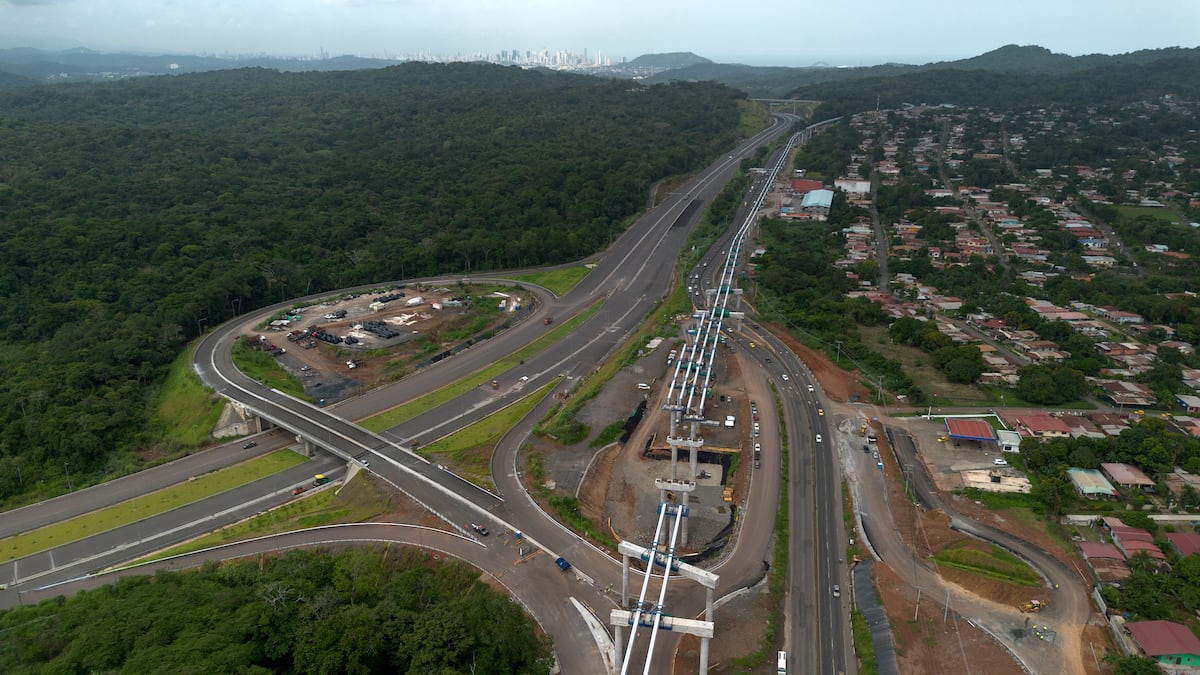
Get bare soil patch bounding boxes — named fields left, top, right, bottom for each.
left=873, top=561, right=1026, bottom=675
left=673, top=587, right=773, bottom=674
left=768, top=323, right=872, bottom=404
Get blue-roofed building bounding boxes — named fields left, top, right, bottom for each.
left=800, top=189, right=834, bottom=217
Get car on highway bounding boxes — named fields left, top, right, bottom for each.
left=291, top=486, right=307, bottom=495
left=807, top=384, right=814, bottom=392
left=781, top=373, right=789, bottom=381
left=470, top=523, right=490, bottom=536
left=832, top=584, right=840, bottom=598
left=815, top=434, right=822, bottom=443
left=243, top=441, right=257, bottom=449
left=749, top=342, right=756, bottom=348
left=817, top=408, right=824, bottom=416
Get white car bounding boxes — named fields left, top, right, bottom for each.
left=815, top=434, right=822, bottom=443
left=781, top=373, right=789, bottom=381
left=807, top=384, right=814, bottom=392
left=993, top=458, right=1008, bottom=466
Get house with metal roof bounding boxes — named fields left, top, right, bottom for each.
left=800, top=189, right=834, bottom=216
left=1125, top=620, right=1200, bottom=671
left=1101, top=462, right=1155, bottom=492
left=1066, top=468, right=1118, bottom=499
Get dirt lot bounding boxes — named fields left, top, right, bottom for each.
left=240, top=282, right=524, bottom=405
left=872, top=560, right=1028, bottom=675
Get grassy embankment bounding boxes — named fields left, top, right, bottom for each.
left=148, top=342, right=229, bottom=451
left=128, top=470, right=395, bottom=563
left=359, top=299, right=602, bottom=432
left=414, top=379, right=559, bottom=491
left=0, top=449, right=307, bottom=564
left=501, top=265, right=592, bottom=297
left=231, top=340, right=314, bottom=402
left=931, top=540, right=1041, bottom=586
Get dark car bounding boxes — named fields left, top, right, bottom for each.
left=243, top=441, right=257, bottom=449
left=291, top=486, right=307, bottom=495
left=555, top=557, right=572, bottom=571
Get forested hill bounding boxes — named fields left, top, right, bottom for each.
left=800, top=53, right=1200, bottom=118
left=0, top=63, right=745, bottom=501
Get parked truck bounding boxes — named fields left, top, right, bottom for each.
left=312, top=474, right=332, bottom=487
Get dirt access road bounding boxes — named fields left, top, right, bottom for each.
left=789, top=332, right=1105, bottom=675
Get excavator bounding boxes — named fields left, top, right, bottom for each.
left=1019, top=599, right=1045, bottom=613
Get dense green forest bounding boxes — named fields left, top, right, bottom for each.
left=0, top=63, right=747, bottom=503
left=0, top=547, right=553, bottom=674
left=798, top=54, right=1200, bottom=118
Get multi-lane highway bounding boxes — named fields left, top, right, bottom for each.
left=1, top=113, right=859, bottom=673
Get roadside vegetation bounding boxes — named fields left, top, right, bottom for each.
left=231, top=340, right=313, bottom=402
left=130, top=470, right=394, bottom=562
left=523, top=451, right=618, bottom=550
left=415, top=380, right=558, bottom=490
left=931, top=540, right=1041, bottom=586
left=0, top=449, right=307, bottom=564
left=1, top=547, right=553, bottom=673
left=359, top=300, right=601, bottom=431
left=147, top=343, right=228, bottom=452
left=500, top=265, right=591, bottom=297
left=850, top=610, right=880, bottom=675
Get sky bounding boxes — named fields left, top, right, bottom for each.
left=2, top=0, right=1199, bottom=66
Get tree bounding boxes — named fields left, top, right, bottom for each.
left=1104, top=653, right=1166, bottom=675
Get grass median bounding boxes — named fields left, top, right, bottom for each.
left=358, top=300, right=602, bottom=432
left=415, top=379, right=560, bottom=490
left=128, top=470, right=393, bottom=564
left=0, top=449, right=308, bottom=564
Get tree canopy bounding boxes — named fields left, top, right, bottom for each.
left=0, top=547, right=553, bottom=674
left=0, top=63, right=745, bottom=502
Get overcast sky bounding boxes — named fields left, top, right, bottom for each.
left=3, top=0, right=1198, bottom=66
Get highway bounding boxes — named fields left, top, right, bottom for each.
left=0, top=113, right=858, bottom=674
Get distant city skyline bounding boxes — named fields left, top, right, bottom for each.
left=2, top=0, right=1198, bottom=68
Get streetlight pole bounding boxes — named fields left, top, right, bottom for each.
left=63, top=461, right=73, bottom=492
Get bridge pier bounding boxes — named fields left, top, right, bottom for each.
left=296, top=436, right=318, bottom=458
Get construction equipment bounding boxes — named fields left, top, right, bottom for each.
left=1019, top=599, right=1045, bottom=613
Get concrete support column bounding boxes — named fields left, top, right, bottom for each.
left=621, top=554, right=630, bottom=609
left=612, top=624, right=623, bottom=674
left=681, top=491, right=690, bottom=546
left=699, top=637, right=710, bottom=675
left=706, top=587, right=714, bottom=621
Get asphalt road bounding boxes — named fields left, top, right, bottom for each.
left=0, top=457, right=343, bottom=601
left=2, top=114, right=812, bottom=674
left=738, top=322, right=851, bottom=675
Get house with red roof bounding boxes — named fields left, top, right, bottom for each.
left=1012, top=413, right=1072, bottom=439
left=1100, top=516, right=1166, bottom=562
left=1101, top=463, right=1155, bottom=492
left=1125, top=620, right=1200, bottom=670
left=1077, top=542, right=1130, bottom=583
left=1166, top=532, right=1200, bottom=558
